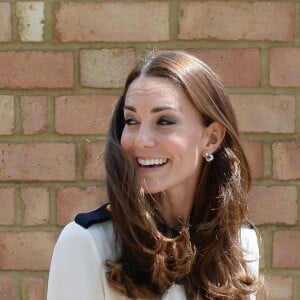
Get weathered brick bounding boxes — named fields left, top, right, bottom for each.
left=16, top=2, right=44, bottom=42
left=248, top=186, right=297, bottom=225
left=273, top=231, right=300, bottom=268
left=179, top=2, right=294, bottom=41
left=55, top=2, right=169, bottom=42
left=273, top=142, right=300, bottom=180
left=21, top=96, right=48, bottom=134
left=230, top=95, right=295, bottom=133
left=0, top=96, right=14, bottom=135
left=0, top=3, right=12, bottom=41
left=21, top=188, right=49, bottom=226
left=0, top=277, right=15, bottom=300
left=0, top=51, right=73, bottom=89
left=0, top=232, right=57, bottom=270
left=189, top=49, right=260, bottom=87
left=21, top=278, right=44, bottom=300
left=80, top=49, right=136, bottom=88
left=0, top=188, right=15, bottom=225
left=270, top=48, right=300, bottom=87
left=84, top=141, right=106, bottom=180
left=258, top=276, right=293, bottom=300
left=242, top=141, right=263, bottom=179
left=56, top=187, right=107, bottom=226
left=0, top=143, right=75, bottom=181
left=55, top=95, right=116, bottom=135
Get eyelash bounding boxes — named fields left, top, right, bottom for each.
left=157, top=117, right=176, bottom=125
left=124, top=117, right=176, bottom=126
left=124, top=118, right=138, bottom=125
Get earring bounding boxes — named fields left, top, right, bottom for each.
left=205, top=152, right=214, bottom=162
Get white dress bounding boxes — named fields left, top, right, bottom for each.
left=47, top=219, right=259, bottom=300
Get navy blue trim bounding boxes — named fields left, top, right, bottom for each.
left=75, top=203, right=112, bottom=229
left=244, top=219, right=255, bottom=229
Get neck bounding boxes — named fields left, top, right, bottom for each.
left=156, top=188, right=195, bottom=228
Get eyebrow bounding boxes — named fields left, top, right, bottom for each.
left=124, top=105, right=180, bottom=113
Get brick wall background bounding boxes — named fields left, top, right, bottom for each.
left=0, top=1, right=299, bottom=299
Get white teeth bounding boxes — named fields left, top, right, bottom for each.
left=137, top=158, right=167, bottom=166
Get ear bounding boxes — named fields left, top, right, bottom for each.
left=203, top=122, right=226, bottom=156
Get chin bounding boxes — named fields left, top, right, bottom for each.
left=141, top=182, right=164, bottom=195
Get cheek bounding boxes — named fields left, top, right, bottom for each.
left=167, top=135, right=202, bottom=167
left=120, top=133, right=127, bottom=149
left=120, top=130, right=132, bottom=151
left=172, top=131, right=205, bottom=152
left=189, top=129, right=207, bottom=150
left=181, top=132, right=206, bottom=162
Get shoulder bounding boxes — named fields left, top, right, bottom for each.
left=239, top=225, right=260, bottom=279
left=239, top=225, right=259, bottom=268
left=56, top=203, right=113, bottom=254
left=48, top=207, right=114, bottom=300
left=70, top=203, right=118, bottom=260
left=54, top=219, right=117, bottom=264
left=240, top=220, right=258, bottom=244
left=240, top=220, right=258, bottom=250
left=240, top=227, right=258, bottom=248
left=54, top=221, right=98, bottom=254
left=75, top=203, right=112, bottom=229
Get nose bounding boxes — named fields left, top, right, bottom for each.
left=135, top=124, right=156, bottom=149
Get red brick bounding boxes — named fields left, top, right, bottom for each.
left=270, top=48, right=300, bottom=87
left=0, top=277, right=15, bottom=300
left=55, top=95, right=116, bottom=134
left=230, top=95, right=295, bottom=133
left=273, top=231, right=300, bottom=268
left=0, top=232, right=57, bottom=270
left=55, top=2, right=169, bottom=42
left=0, top=3, right=12, bottom=41
left=84, top=141, right=106, bottom=180
left=21, top=96, right=48, bottom=134
left=179, top=2, right=294, bottom=41
left=0, top=143, right=75, bottom=181
left=0, top=95, right=14, bottom=135
left=248, top=186, right=297, bottom=225
left=0, top=51, right=73, bottom=89
left=273, top=142, right=300, bottom=180
left=21, top=278, right=44, bottom=300
left=189, top=49, right=260, bottom=87
left=242, top=141, right=263, bottom=179
left=80, top=49, right=136, bottom=88
left=21, top=188, right=49, bottom=226
left=259, top=276, right=293, bottom=300
left=0, top=188, right=15, bottom=225
left=56, top=187, right=107, bottom=226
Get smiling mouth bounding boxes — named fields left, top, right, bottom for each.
left=137, top=158, right=168, bottom=168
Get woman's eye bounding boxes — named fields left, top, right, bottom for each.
left=124, top=118, right=138, bottom=125
left=157, top=117, right=176, bottom=126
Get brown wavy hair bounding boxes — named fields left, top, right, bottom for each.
left=104, top=50, right=259, bottom=299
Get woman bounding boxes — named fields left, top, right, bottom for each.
left=47, top=50, right=260, bottom=299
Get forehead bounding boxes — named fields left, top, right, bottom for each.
left=125, top=76, right=186, bottom=107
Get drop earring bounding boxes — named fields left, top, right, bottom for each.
left=205, top=152, right=214, bottom=162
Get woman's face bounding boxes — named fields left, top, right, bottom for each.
left=121, top=76, right=209, bottom=198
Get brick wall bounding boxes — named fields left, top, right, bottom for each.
left=0, top=1, right=299, bottom=299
